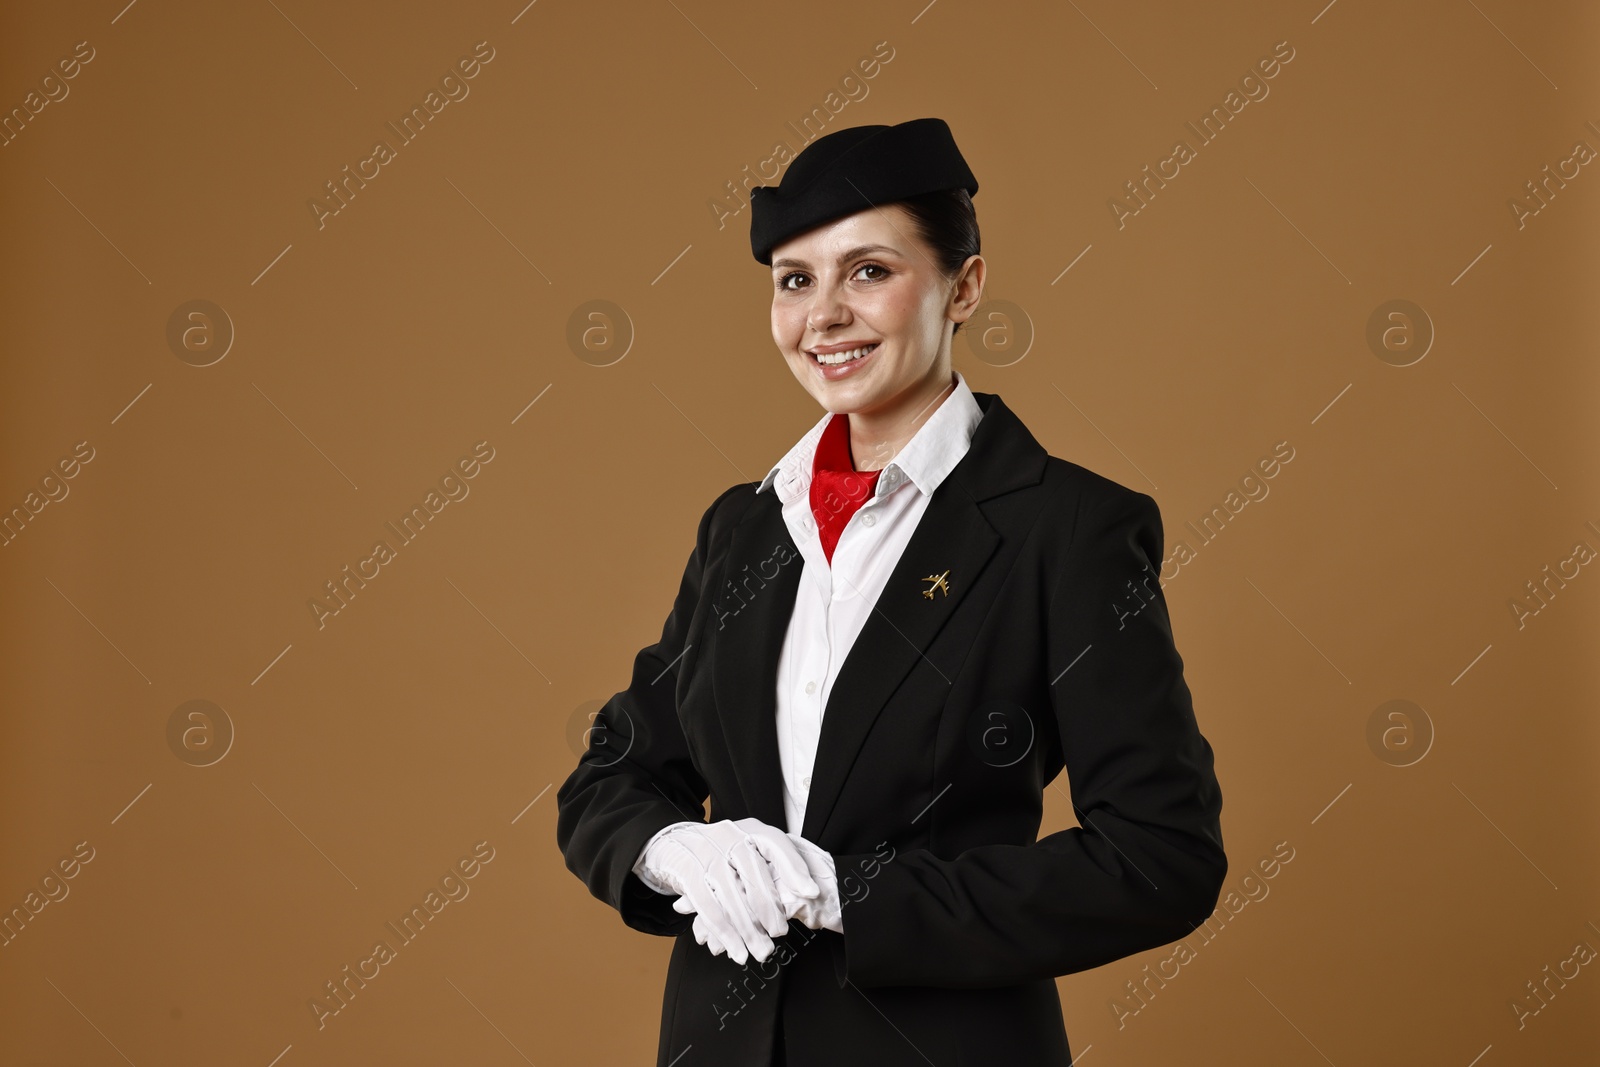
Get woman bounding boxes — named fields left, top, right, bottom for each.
left=556, top=117, right=1226, bottom=1067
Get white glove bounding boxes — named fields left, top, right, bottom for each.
left=693, top=822, right=842, bottom=955
left=633, top=820, right=699, bottom=894
left=772, top=828, right=843, bottom=934
left=633, top=819, right=820, bottom=964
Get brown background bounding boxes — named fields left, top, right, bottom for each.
left=2, top=0, right=1597, bottom=1063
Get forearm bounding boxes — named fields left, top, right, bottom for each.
left=833, top=814, right=1224, bottom=988
left=556, top=755, right=703, bottom=934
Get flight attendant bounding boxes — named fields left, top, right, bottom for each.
left=556, top=117, right=1227, bottom=1067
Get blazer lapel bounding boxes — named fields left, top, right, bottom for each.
left=712, top=391, right=1049, bottom=842
left=799, top=477, right=999, bottom=842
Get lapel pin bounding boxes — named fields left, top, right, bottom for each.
left=921, top=569, right=951, bottom=599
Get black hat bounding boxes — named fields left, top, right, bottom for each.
left=749, top=117, right=978, bottom=265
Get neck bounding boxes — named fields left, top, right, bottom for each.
left=846, top=365, right=957, bottom=472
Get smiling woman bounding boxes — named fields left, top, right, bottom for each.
left=759, top=125, right=984, bottom=470
left=767, top=208, right=982, bottom=467
left=556, top=117, right=1227, bottom=1067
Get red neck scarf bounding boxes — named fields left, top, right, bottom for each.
left=809, top=413, right=882, bottom=565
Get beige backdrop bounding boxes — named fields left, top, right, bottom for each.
left=2, top=0, right=1597, bottom=1063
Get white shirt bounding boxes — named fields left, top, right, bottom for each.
left=633, top=370, right=984, bottom=886
left=761, top=370, right=984, bottom=834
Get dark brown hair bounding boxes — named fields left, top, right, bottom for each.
left=894, top=188, right=981, bottom=337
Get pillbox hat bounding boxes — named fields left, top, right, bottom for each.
left=749, top=117, right=978, bottom=265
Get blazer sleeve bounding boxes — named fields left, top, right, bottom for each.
left=554, top=488, right=732, bottom=937
left=830, top=486, right=1227, bottom=988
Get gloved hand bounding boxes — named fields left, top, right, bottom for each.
left=692, top=822, right=842, bottom=956
left=634, top=819, right=820, bottom=964
left=771, top=828, right=843, bottom=934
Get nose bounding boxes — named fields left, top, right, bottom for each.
left=805, top=276, right=851, bottom=336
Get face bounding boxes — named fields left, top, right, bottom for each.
left=769, top=203, right=983, bottom=418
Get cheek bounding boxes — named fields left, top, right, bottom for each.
left=914, top=288, right=950, bottom=339
left=853, top=288, right=902, bottom=329
left=880, top=289, right=931, bottom=339
left=773, top=294, right=808, bottom=325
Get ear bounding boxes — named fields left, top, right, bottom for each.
left=947, top=254, right=986, bottom=328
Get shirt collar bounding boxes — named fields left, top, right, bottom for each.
left=757, top=369, right=984, bottom=505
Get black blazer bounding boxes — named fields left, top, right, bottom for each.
left=556, top=389, right=1226, bottom=1067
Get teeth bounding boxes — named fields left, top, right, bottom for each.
left=814, top=343, right=877, bottom=365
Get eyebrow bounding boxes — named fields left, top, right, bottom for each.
left=771, top=244, right=901, bottom=271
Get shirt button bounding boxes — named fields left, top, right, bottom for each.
left=862, top=513, right=876, bottom=527
left=801, top=775, right=811, bottom=788
left=804, top=680, right=816, bottom=694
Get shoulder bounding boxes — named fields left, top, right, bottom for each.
left=970, top=388, right=1157, bottom=539
left=691, top=479, right=766, bottom=551
left=1028, top=458, right=1167, bottom=614
left=1037, top=455, right=1160, bottom=548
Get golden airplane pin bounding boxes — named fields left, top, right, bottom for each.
left=921, top=569, right=951, bottom=599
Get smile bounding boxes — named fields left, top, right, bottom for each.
left=808, top=342, right=879, bottom=366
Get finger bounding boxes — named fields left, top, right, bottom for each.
left=715, top=909, right=750, bottom=965
left=679, top=879, right=736, bottom=946
left=734, top=820, right=822, bottom=898
left=692, top=834, right=775, bottom=958
left=694, top=914, right=725, bottom=956
left=773, top=884, right=806, bottom=921
left=693, top=897, right=741, bottom=961
left=748, top=834, right=821, bottom=899
left=708, top=827, right=789, bottom=925
left=681, top=891, right=733, bottom=958
left=677, top=844, right=761, bottom=963
left=724, top=840, right=790, bottom=936
left=701, top=908, right=740, bottom=958
left=705, top=854, right=776, bottom=954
